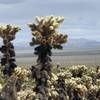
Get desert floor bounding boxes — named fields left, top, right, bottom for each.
left=14, top=49, right=100, bottom=68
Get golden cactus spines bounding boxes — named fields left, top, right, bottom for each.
left=49, top=26, right=54, bottom=31
left=35, top=16, right=42, bottom=24
left=0, top=27, right=4, bottom=38
left=0, top=25, right=20, bottom=39
left=14, top=67, right=28, bottom=78
left=57, top=16, right=64, bottom=23
left=28, top=16, right=68, bottom=48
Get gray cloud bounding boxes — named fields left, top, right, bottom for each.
left=0, top=0, right=26, bottom=4
left=0, top=0, right=100, bottom=41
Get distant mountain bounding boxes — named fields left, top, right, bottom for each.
left=0, top=38, right=100, bottom=50
left=64, top=38, right=100, bottom=49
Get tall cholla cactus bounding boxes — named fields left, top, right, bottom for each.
left=29, top=16, right=67, bottom=64
left=0, top=25, right=20, bottom=76
left=28, top=16, right=68, bottom=99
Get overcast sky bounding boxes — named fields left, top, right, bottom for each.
left=0, top=0, right=100, bottom=44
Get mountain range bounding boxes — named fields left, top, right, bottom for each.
left=0, top=38, right=100, bottom=50
left=64, top=38, right=100, bottom=49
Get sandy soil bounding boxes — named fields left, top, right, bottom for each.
left=15, top=49, right=100, bottom=68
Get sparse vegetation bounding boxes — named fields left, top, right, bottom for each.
left=0, top=65, right=99, bottom=100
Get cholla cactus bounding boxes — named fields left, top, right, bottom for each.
left=0, top=66, right=29, bottom=100
left=73, top=84, right=87, bottom=100
left=0, top=25, right=20, bottom=76
left=28, top=16, right=68, bottom=99
left=28, top=15, right=68, bottom=64
left=0, top=64, right=100, bottom=99
left=14, top=67, right=28, bottom=78
left=28, top=16, right=67, bottom=49
left=70, top=65, right=87, bottom=77
left=14, top=67, right=29, bottom=92
left=0, top=75, right=18, bottom=100
left=87, top=85, right=99, bottom=100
